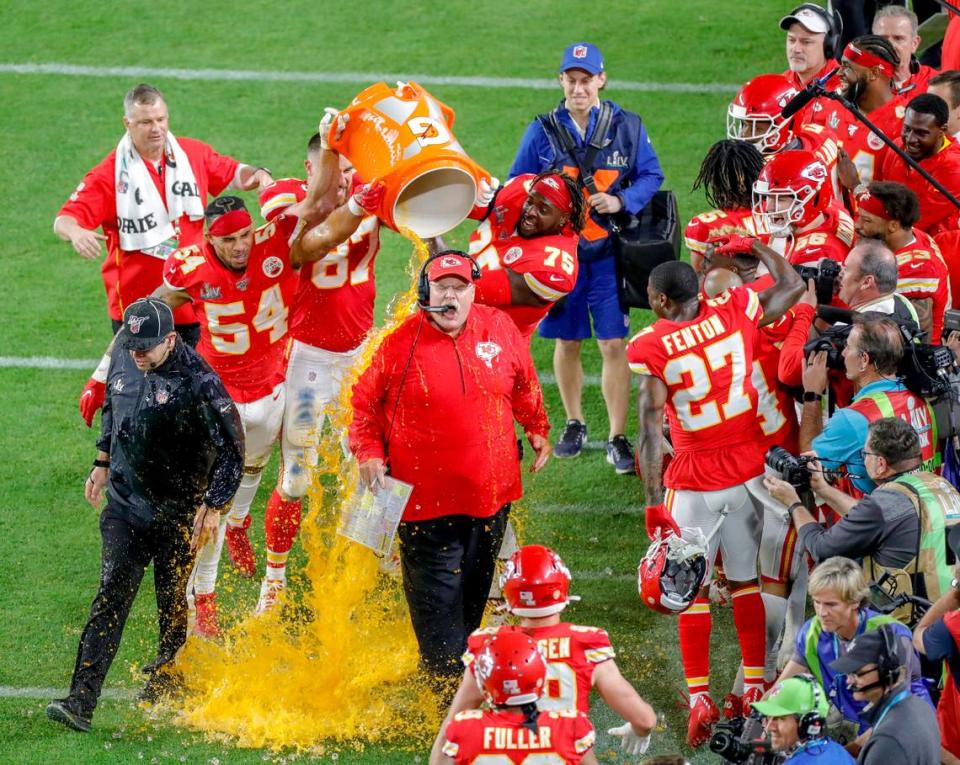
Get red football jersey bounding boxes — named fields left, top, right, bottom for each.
left=684, top=207, right=764, bottom=267
left=442, top=709, right=595, bottom=764
left=58, top=137, right=239, bottom=322
left=818, top=96, right=906, bottom=183
left=470, top=175, right=580, bottom=337
left=464, top=624, right=615, bottom=714
left=771, top=200, right=855, bottom=265
left=877, top=139, right=960, bottom=236
left=750, top=306, right=807, bottom=455
left=627, top=287, right=766, bottom=489
left=163, top=214, right=301, bottom=403
left=894, top=229, right=952, bottom=340
left=784, top=62, right=840, bottom=126
left=259, top=176, right=381, bottom=352
left=896, top=64, right=937, bottom=98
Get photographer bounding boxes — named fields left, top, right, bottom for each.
left=767, top=417, right=956, bottom=604
left=829, top=623, right=940, bottom=764
left=798, top=317, right=936, bottom=495
left=913, top=526, right=960, bottom=764
left=750, top=676, right=854, bottom=764
left=776, top=558, right=930, bottom=737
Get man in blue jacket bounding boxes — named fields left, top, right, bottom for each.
left=509, top=42, right=663, bottom=474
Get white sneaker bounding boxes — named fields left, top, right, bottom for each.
left=256, top=578, right=285, bottom=614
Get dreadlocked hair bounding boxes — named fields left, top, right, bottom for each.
left=518, top=701, right=540, bottom=734
left=532, top=169, right=586, bottom=233
left=850, top=35, right=901, bottom=71
left=692, top=139, right=765, bottom=210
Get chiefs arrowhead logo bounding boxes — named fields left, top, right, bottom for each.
left=440, top=256, right=462, bottom=268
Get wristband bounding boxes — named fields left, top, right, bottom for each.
left=93, top=459, right=110, bottom=468
left=92, top=353, right=112, bottom=384
left=347, top=195, right=364, bottom=217
left=803, top=391, right=823, bottom=403
left=256, top=166, right=272, bottom=178
left=786, top=501, right=805, bottom=517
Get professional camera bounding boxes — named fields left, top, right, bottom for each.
left=802, top=322, right=852, bottom=371
left=710, top=715, right=785, bottom=765
left=943, top=309, right=960, bottom=341
left=765, top=446, right=818, bottom=491
left=794, top=259, right=841, bottom=306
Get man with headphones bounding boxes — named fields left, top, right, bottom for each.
left=752, top=675, right=855, bottom=763
left=830, top=622, right=940, bottom=763
left=348, top=250, right=551, bottom=695
left=780, top=4, right=842, bottom=125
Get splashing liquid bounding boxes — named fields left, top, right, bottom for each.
left=172, top=232, right=441, bottom=752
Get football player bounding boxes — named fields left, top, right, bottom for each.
left=629, top=246, right=803, bottom=747
left=753, top=149, right=855, bottom=265
left=854, top=181, right=951, bottom=341
left=700, top=261, right=817, bottom=699
left=827, top=36, right=906, bottom=186
left=430, top=545, right=656, bottom=761
left=686, top=140, right=767, bottom=273
left=253, top=117, right=386, bottom=612
left=432, top=630, right=598, bottom=765
left=448, top=171, right=585, bottom=340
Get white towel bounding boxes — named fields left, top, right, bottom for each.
left=114, top=131, right=204, bottom=258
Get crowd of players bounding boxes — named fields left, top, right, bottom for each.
left=43, top=2, right=960, bottom=763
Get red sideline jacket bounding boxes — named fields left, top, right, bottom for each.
left=349, top=305, right=549, bottom=522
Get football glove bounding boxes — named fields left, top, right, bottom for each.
left=644, top=503, right=680, bottom=541
left=348, top=182, right=385, bottom=217
left=710, top=233, right=758, bottom=256
left=79, top=378, right=106, bottom=428
left=607, top=722, right=652, bottom=756
left=318, top=108, right=349, bottom=150
left=475, top=177, right=499, bottom=209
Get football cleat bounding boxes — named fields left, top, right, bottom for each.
left=224, top=514, right=256, bottom=577
left=741, top=686, right=765, bottom=710
left=722, top=692, right=743, bottom=720
left=192, top=592, right=222, bottom=639
left=256, top=578, right=285, bottom=614
left=687, top=694, right=720, bottom=748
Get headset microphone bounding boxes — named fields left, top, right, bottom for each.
left=421, top=304, right=456, bottom=313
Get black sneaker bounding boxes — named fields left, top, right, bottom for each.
left=137, top=669, right=183, bottom=706
left=46, top=698, right=91, bottom=733
left=606, top=434, right=636, bottom=475
left=554, top=419, right=587, bottom=458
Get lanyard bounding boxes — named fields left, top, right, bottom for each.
left=831, top=610, right=867, bottom=663
left=874, top=689, right=910, bottom=728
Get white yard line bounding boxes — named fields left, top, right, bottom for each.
left=0, top=62, right=739, bottom=94
left=0, top=686, right=135, bottom=700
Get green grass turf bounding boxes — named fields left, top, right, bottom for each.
left=1, top=1, right=795, bottom=761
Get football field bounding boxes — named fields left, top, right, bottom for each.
left=1, top=2, right=793, bottom=761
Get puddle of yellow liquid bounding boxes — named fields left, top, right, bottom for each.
left=172, top=232, right=441, bottom=752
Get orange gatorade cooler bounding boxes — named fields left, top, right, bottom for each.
left=328, top=81, right=491, bottom=238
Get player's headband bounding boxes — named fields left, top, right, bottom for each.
left=857, top=191, right=890, bottom=220
left=843, top=43, right=896, bottom=79
left=208, top=209, right=253, bottom=237
left=530, top=174, right=573, bottom=215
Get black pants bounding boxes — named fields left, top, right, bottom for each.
left=110, top=319, right=200, bottom=348
left=68, top=503, right=193, bottom=716
left=397, top=505, right=509, bottom=683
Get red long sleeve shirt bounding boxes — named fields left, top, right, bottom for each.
left=348, top=304, right=550, bottom=522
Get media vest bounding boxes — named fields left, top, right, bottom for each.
left=865, top=472, right=960, bottom=607
left=847, top=389, right=940, bottom=473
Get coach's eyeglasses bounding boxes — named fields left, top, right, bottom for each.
left=858, top=449, right=881, bottom=462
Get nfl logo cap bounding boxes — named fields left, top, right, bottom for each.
left=780, top=5, right=831, bottom=34
left=117, top=298, right=175, bottom=351
left=560, top=42, right=604, bottom=75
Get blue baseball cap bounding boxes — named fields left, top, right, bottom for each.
left=560, top=43, right=604, bottom=75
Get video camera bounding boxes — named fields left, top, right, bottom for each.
left=710, top=714, right=784, bottom=765
left=794, top=259, right=841, bottom=306
left=802, top=307, right=958, bottom=399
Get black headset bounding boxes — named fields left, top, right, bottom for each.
left=416, top=250, right=482, bottom=307
left=875, top=623, right=903, bottom=689
left=787, top=3, right=843, bottom=61
left=793, top=674, right=827, bottom=740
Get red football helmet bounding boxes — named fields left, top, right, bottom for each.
left=472, top=629, right=547, bottom=706
left=752, top=149, right=829, bottom=237
left=500, top=544, right=573, bottom=617
left=727, top=74, right=799, bottom=154
left=638, top=528, right=709, bottom=615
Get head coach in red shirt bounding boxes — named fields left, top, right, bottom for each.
left=349, top=251, right=551, bottom=692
